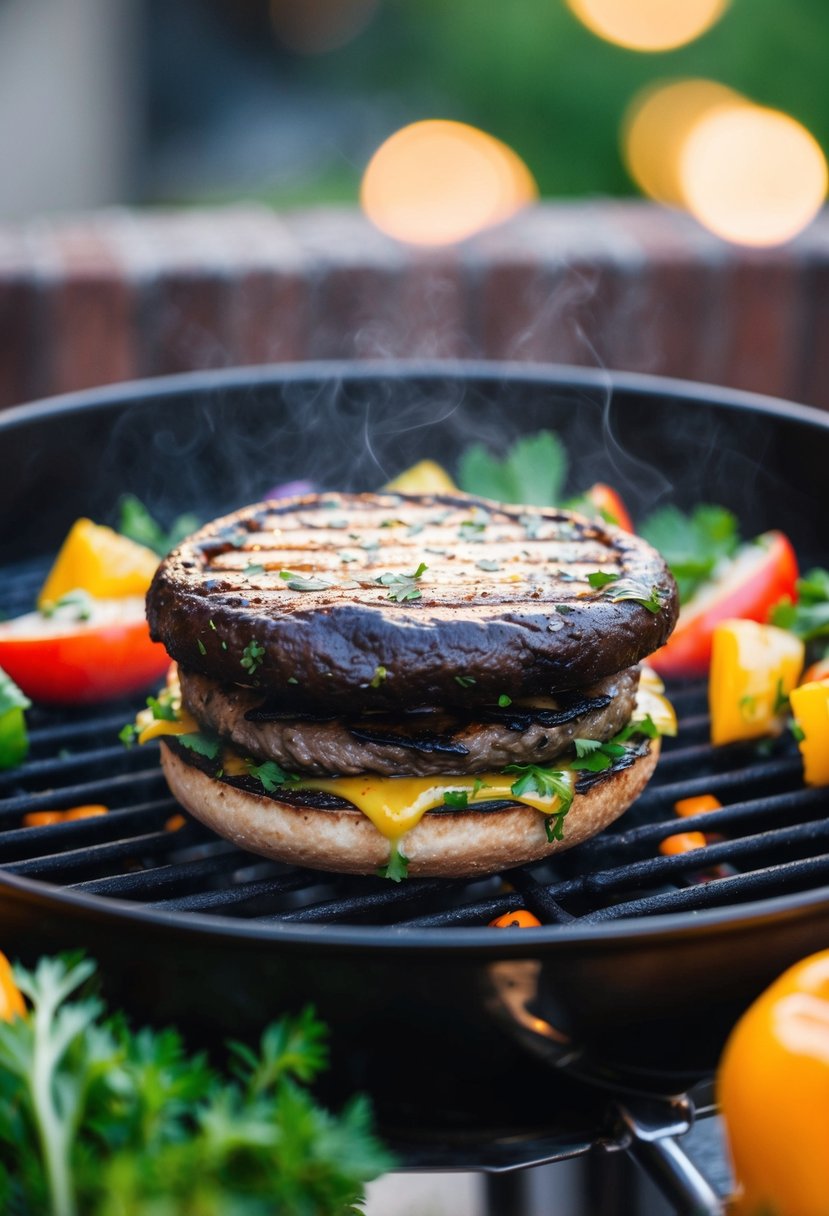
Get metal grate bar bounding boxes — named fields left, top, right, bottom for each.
left=69, top=842, right=259, bottom=897
left=0, top=800, right=181, bottom=864
left=269, top=878, right=451, bottom=923
left=148, top=870, right=319, bottom=912
left=0, top=769, right=168, bottom=821
left=0, top=745, right=158, bottom=789
left=581, top=854, right=829, bottom=923
left=6, top=829, right=193, bottom=879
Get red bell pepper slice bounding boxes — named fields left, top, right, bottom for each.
left=0, top=599, right=170, bottom=705
left=583, top=483, right=634, bottom=532
left=650, top=531, right=799, bottom=680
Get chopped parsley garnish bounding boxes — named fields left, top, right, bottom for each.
left=370, top=665, right=388, bottom=688
left=454, top=674, right=476, bottom=689
left=555, top=604, right=574, bottom=615
left=41, top=589, right=96, bottom=622
left=243, top=562, right=265, bottom=577
left=586, top=570, right=620, bottom=590
left=375, top=562, right=427, bottom=603
left=279, top=571, right=334, bottom=592
left=458, top=432, right=567, bottom=506
left=458, top=518, right=487, bottom=543
left=443, top=790, right=469, bottom=809
left=339, top=551, right=359, bottom=564
left=571, top=715, right=662, bottom=773
left=498, top=694, right=512, bottom=708
left=147, top=691, right=178, bottom=721
left=247, top=759, right=296, bottom=791
left=360, top=537, right=380, bottom=552
left=586, top=571, right=664, bottom=614
left=197, top=639, right=207, bottom=656
left=377, top=840, right=409, bottom=882
left=476, top=559, right=501, bottom=572
left=177, top=732, right=221, bottom=760
left=791, top=720, right=806, bottom=742
left=118, top=723, right=137, bottom=748
left=519, top=513, right=543, bottom=540
left=504, top=764, right=574, bottom=807
left=240, top=640, right=265, bottom=676
left=639, top=504, right=740, bottom=604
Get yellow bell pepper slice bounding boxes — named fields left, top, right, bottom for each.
left=709, top=619, right=804, bottom=747
left=790, top=679, right=829, bottom=786
left=718, top=950, right=829, bottom=1215
left=384, top=460, right=458, bottom=494
left=38, top=518, right=160, bottom=608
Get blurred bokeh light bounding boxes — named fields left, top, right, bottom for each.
left=681, top=104, right=828, bottom=245
left=565, top=0, right=729, bottom=52
left=623, top=79, right=741, bottom=205
left=360, top=120, right=538, bottom=246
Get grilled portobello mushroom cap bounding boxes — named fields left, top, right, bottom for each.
left=147, top=493, right=678, bottom=712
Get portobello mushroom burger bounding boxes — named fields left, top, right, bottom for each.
left=139, top=492, right=679, bottom=879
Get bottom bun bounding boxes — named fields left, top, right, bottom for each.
left=160, top=740, right=660, bottom=878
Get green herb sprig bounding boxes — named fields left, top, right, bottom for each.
left=117, top=494, right=199, bottom=557
left=0, top=955, right=393, bottom=1216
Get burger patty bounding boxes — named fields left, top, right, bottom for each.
left=179, top=665, right=640, bottom=777
left=148, top=493, right=678, bottom=712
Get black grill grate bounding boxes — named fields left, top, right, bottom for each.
left=2, top=552, right=828, bottom=931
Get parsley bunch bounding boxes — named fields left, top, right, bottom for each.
left=0, top=955, right=393, bottom=1216
left=117, top=495, right=199, bottom=557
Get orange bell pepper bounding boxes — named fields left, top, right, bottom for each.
left=489, top=910, right=542, bottom=928
left=719, top=950, right=829, bottom=1216
left=0, top=952, right=25, bottom=1022
left=709, top=619, right=804, bottom=747
left=790, top=679, right=829, bottom=786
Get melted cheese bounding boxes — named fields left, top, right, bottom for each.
left=136, top=665, right=675, bottom=846
left=300, top=772, right=574, bottom=843
left=136, top=709, right=199, bottom=745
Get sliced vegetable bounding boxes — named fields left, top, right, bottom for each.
left=708, top=619, right=804, bottom=747
left=651, top=531, right=799, bottom=680
left=384, top=460, right=458, bottom=494
left=568, top=483, right=634, bottom=531
left=0, top=951, right=25, bottom=1022
left=718, top=950, right=829, bottom=1216
left=659, top=831, right=707, bottom=856
left=489, top=910, right=542, bottom=928
left=674, top=794, right=722, bottom=817
left=789, top=679, right=829, bottom=786
left=800, top=655, right=829, bottom=685
left=0, top=599, right=170, bottom=705
left=37, top=517, right=159, bottom=608
left=0, top=666, right=31, bottom=770
left=23, top=805, right=108, bottom=828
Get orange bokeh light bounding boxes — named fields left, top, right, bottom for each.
left=623, top=80, right=828, bottom=247
left=623, top=79, right=741, bottom=205
left=361, top=120, right=538, bottom=247
left=566, top=0, right=729, bottom=52
left=680, top=105, right=828, bottom=247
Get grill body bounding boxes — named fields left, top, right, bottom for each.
left=3, top=360, right=829, bottom=1148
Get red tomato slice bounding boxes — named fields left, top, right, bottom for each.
left=584, top=483, right=634, bottom=532
left=650, top=531, right=799, bottom=680
left=0, top=599, right=170, bottom=705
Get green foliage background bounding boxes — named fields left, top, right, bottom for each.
left=298, top=0, right=829, bottom=198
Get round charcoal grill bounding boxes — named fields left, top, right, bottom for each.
left=2, top=362, right=829, bottom=1195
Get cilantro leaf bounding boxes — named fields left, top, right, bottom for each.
left=770, top=568, right=829, bottom=640
left=118, top=493, right=199, bottom=556
left=457, top=431, right=567, bottom=506
left=604, top=578, right=664, bottom=614
left=247, top=760, right=296, bottom=792
left=177, top=733, right=220, bottom=760
left=504, top=764, right=574, bottom=815
left=146, top=693, right=177, bottom=722
left=586, top=570, right=620, bottom=589
left=279, top=570, right=334, bottom=592
left=639, top=504, right=739, bottom=603
left=573, top=737, right=603, bottom=758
